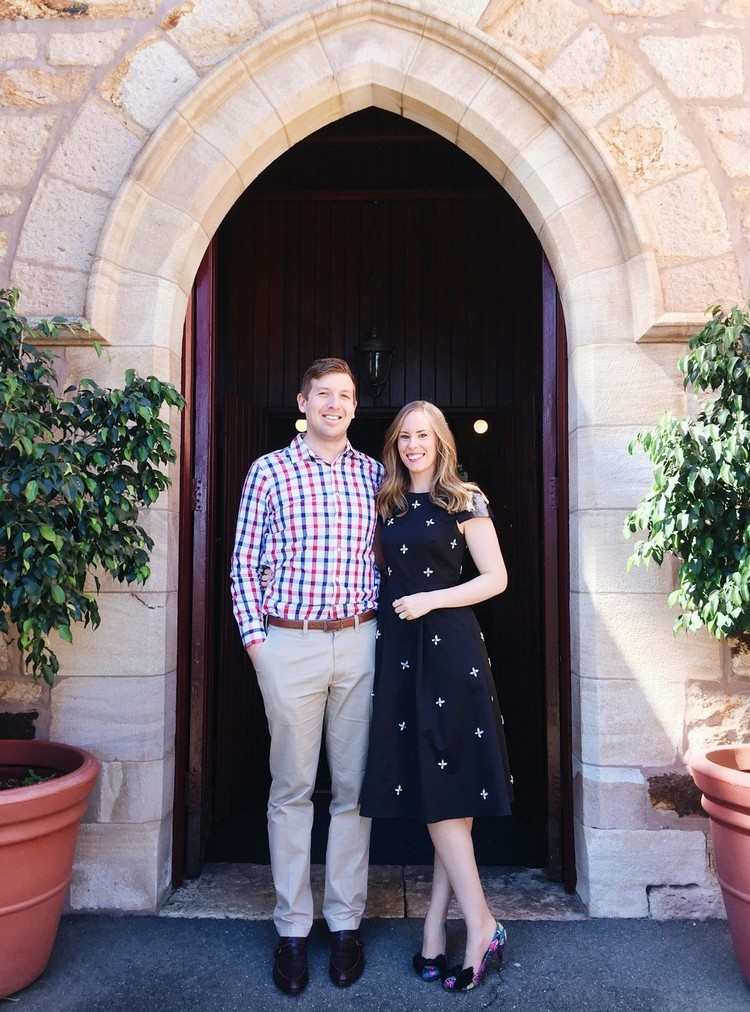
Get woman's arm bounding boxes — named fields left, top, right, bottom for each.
left=392, top=517, right=507, bottom=621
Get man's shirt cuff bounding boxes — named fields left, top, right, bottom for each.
left=241, top=627, right=267, bottom=649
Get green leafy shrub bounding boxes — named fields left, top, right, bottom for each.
left=0, top=288, right=185, bottom=685
left=625, top=305, right=750, bottom=640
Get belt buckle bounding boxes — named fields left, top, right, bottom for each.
left=324, top=617, right=345, bottom=632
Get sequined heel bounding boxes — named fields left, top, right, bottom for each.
left=442, top=921, right=507, bottom=993
left=412, top=952, right=447, bottom=982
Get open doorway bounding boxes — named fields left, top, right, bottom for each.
left=175, top=108, right=572, bottom=885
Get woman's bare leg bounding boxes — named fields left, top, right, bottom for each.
left=421, top=849, right=451, bottom=957
left=427, top=817, right=497, bottom=971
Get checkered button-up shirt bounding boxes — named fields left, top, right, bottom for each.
left=230, top=435, right=383, bottom=648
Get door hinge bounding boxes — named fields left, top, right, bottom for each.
left=192, top=476, right=205, bottom=512
left=548, top=476, right=559, bottom=509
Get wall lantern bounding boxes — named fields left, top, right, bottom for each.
left=473, top=418, right=489, bottom=435
left=355, top=327, right=394, bottom=400
left=295, top=418, right=308, bottom=433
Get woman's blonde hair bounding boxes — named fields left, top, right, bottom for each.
left=377, top=400, right=481, bottom=520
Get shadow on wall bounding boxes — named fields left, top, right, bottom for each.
left=569, top=500, right=747, bottom=918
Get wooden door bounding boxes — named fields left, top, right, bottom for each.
left=175, top=108, right=572, bottom=878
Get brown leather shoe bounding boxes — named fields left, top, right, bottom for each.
left=329, top=929, right=364, bottom=987
left=273, top=936, right=309, bottom=995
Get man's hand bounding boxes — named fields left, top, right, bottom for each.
left=246, top=641, right=266, bottom=665
left=392, top=593, right=434, bottom=621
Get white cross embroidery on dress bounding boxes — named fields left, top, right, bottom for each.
left=435, top=697, right=445, bottom=707
left=375, top=629, right=381, bottom=639
left=432, top=635, right=441, bottom=646
left=470, top=667, right=478, bottom=677
left=423, top=568, right=433, bottom=577
left=411, top=500, right=421, bottom=509
left=386, top=518, right=395, bottom=525
left=438, top=760, right=447, bottom=769
left=450, top=539, right=457, bottom=549
left=509, top=775, right=514, bottom=784
left=426, top=519, right=435, bottom=526
left=395, top=785, right=403, bottom=795
left=387, top=566, right=392, bottom=576
left=401, top=660, right=410, bottom=670
left=475, top=727, right=484, bottom=738
left=398, top=722, right=406, bottom=731
left=400, top=544, right=408, bottom=555
left=480, top=789, right=488, bottom=800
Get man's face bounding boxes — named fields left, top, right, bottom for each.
left=297, top=372, right=357, bottom=442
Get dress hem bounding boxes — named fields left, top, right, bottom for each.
left=360, top=805, right=512, bottom=821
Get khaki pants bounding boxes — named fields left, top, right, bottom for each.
left=253, top=619, right=376, bottom=936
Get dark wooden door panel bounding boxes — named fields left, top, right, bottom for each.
left=195, top=108, right=560, bottom=869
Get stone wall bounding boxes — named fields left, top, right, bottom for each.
left=1, top=0, right=748, bottom=917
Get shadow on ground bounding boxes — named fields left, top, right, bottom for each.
left=8, top=916, right=748, bottom=1012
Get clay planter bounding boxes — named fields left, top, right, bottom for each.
left=0, top=740, right=99, bottom=998
left=688, top=744, right=750, bottom=984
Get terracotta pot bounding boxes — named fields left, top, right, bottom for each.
left=688, top=744, right=750, bottom=983
left=0, top=740, right=99, bottom=998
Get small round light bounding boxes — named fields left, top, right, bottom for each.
left=473, top=418, right=489, bottom=435
left=295, top=418, right=308, bottom=433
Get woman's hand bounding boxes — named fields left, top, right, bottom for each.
left=392, top=592, right=434, bottom=621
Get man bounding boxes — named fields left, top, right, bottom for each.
left=230, top=357, right=383, bottom=995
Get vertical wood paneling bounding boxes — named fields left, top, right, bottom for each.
left=209, top=109, right=551, bottom=867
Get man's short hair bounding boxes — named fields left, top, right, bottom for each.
left=299, top=358, right=357, bottom=399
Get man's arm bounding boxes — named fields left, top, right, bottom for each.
left=230, top=460, right=271, bottom=650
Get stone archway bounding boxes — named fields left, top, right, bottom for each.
left=88, top=4, right=664, bottom=353
left=55, top=2, right=720, bottom=915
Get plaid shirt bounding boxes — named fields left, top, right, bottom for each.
left=230, top=434, right=383, bottom=648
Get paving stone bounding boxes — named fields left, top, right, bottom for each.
left=404, top=866, right=586, bottom=920
left=162, top=863, right=405, bottom=919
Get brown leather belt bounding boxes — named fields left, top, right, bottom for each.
left=267, top=610, right=377, bottom=633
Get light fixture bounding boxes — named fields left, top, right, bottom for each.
left=295, top=418, right=308, bottom=433
left=354, top=326, right=394, bottom=400
left=473, top=418, right=489, bottom=435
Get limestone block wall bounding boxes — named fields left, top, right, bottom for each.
left=0, top=0, right=748, bottom=916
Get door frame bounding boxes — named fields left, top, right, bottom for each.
left=173, top=243, right=218, bottom=882
left=172, top=240, right=574, bottom=888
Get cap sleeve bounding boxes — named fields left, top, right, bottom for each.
left=455, top=490, right=493, bottom=523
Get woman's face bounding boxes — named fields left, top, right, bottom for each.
left=397, top=408, right=438, bottom=483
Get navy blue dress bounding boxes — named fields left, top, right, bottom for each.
left=360, top=490, right=513, bottom=823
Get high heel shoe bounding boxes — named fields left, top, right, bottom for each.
left=442, top=921, right=507, bottom=992
left=412, top=951, right=447, bottom=982
left=413, top=921, right=448, bottom=982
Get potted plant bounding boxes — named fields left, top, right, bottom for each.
left=625, top=304, right=750, bottom=982
left=0, top=289, right=184, bottom=997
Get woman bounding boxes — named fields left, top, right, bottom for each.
left=359, top=400, right=512, bottom=993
